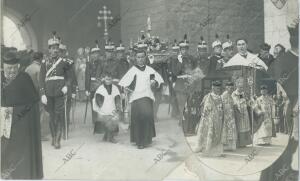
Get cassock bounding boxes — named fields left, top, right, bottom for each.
left=119, top=65, right=164, bottom=147
left=253, top=95, right=273, bottom=145
left=1, top=71, right=43, bottom=179
left=196, top=92, right=224, bottom=157
left=221, top=91, right=237, bottom=150
left=231, top=90, right=252, bottom=147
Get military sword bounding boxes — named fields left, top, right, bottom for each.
left=71, top=96, right=76, bottom=127
left=83, top=95, right=89, bottom=124
left=64, top=95, right=68, bottom=140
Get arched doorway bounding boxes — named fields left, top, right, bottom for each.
left=2, top=8, right=38, bottom=51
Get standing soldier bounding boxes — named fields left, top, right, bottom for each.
left=167, top=40, right=181, bottom=118
left=85, top=40, right=103, bottom=126
left=217, top=35, right=234, bottom=79
left=221, top=36, right=234, bottom=64
left=102, top=40, right=118, bottom=79
left=40, top=32, right=74, bottom=149
left=173, top=34, right=196, bottom=122
left=207, top=34, right=223, bottom=78
left=196, top=36, right=209, bottom=74
left=58, top=41, right=77, bottom=139
left=115, top=41, right=130, bottom=123
left=115, top=41, right=129, bottom=80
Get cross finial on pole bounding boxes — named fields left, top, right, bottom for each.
left=97, top=6, right=113, bottom=42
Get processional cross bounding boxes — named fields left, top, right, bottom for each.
left=97, top=6, right=113, bottom=43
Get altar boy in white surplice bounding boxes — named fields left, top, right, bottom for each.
left=93, top=71, right=121, bottom=143
left=119, top=50, right=164, bottom=149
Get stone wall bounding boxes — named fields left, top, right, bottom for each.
left=120, top=0, right=168, bottom=47
left=4, top=0, right=121, bottom=56
left=121, top=0, right=264, bottom=54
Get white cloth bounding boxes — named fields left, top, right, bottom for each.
left=118, top=66, right=164, bottom=103
left=0, top=107, right=13, bottom=139
left=92, top=84, right=120, bottom=116
left=224, top=52, right=268, bottom=70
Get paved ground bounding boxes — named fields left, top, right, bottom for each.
left=164, top=155, right=261, bottom=181
left=40, top=101, right=290, bottom=180
left=185, top=133, right=289, bottom=176
left=42, top=102, right=192, bottom=180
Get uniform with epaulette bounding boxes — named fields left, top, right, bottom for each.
left=115, top=41, right=130, bottom=80
left=166, top=39, right=181, bottom=118
left=40, top=32, right=74, bottom=149
left=102, top=41, right=119, bottom=80
left=207, top=34, right=224, bottom=78
left=173, top=34, right=197, bottom=121
left=58, top=41, right=77, bottom=139
left=115, top=41, right=130, bottom=123
left=181, top=37, right=206, bottom=136
left=196, top=36, right=209, bottom=75
left=85, top=41, right=103, bottom=125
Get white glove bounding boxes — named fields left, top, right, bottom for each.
left=61, top=86, right=68, bottom=94
left=41, top=95, right=47, bottom=105
left=72, top=93, right=76, bottom=99
left=148, top=55, right=154, bottom=64
left=85, top=91, right=90, bottom=96
left=177, top=54, right=183, bottom=63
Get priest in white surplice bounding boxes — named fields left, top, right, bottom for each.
left=119, top=50, right=164, bottom=149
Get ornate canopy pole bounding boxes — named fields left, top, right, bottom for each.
left=97, top=6, right=113, bottom=44
left=147, top=15, right=152, bottom=38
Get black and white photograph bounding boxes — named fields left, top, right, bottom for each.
left=0, top=0, right=299, bottom=180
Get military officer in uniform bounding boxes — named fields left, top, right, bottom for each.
left=58, top=41, right=77, bottom=139
left=173, top=34, right=196, bottom=121
left=221, top=35, right=234, bottom=63
left=167, top=40, right=181, bottom=118
left=115, top=41, right=130, bottom=80
left=115, top=41, right=130, bottom=122
left=207, top=34, right=223, bottom=77
left=216, top=35, right=234, bottom=79
left=196, top=36, right=209, bottom=74
left=85, top=40, right=103, bottom=125
left=103, top=40, right=119, bottom=80
left=40, top=32, right=74, bottom=149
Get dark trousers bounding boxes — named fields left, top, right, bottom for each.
left=170, top=89, right=180, bottom=118
left=45, top=95, right=65, bottom=144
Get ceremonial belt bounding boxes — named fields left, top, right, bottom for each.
left=46, top=76, right=64, bottom=81
left=177, top=74, right=192, bottom=79
left=46, top=57, right=63, bottom=78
